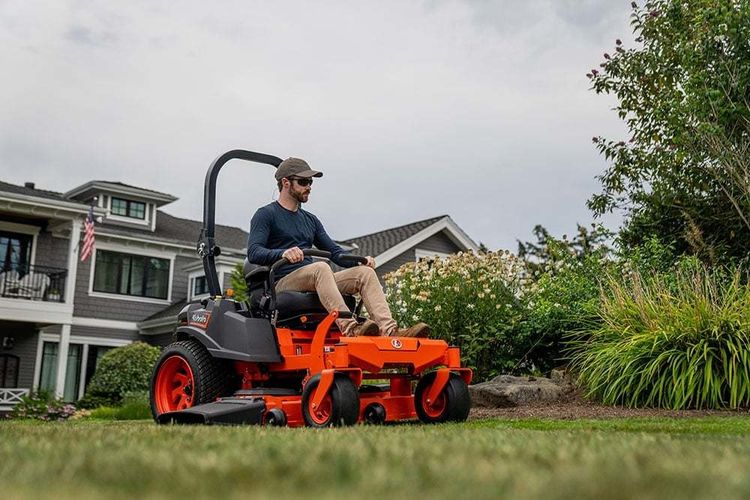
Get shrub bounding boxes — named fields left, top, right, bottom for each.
left=81, top=342, right=160, bottom=407
left=9, top=390, right=76, bottom=421
left=385, top=250, right=531, bottom=381
left=568, top=260, right=750, bottom=409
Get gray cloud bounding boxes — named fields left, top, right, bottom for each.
left=1, top=0, right=634, bottom=250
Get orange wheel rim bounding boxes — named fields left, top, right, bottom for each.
left=309, top=393, right=333, bottom=425
left=154, top=355, right=195, bottom=414
left=421, top=387, right=447, bottom=418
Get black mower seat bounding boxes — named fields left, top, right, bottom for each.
left=243, top=260, right=356, bottom=320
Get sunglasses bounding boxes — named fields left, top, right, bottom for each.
left=289, top=177, right=313, bottom=187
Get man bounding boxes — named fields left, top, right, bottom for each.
left=247, top=157, right=429, bottom=338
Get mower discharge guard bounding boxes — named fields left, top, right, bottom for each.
left=157, top=398, right=266, bottom=425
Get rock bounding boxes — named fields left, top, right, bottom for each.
left=550, top=368, right=574, bottom=386
left=469, top=374, right=570, bottom=408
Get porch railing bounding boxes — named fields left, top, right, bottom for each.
left=0, top=388, right=30, bottom=406
left=0, top=264, right=67, bottom=302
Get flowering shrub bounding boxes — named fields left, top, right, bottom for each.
left=9, top=390, right=76, bottom=421
left=385, top=250, right=531, bottom=381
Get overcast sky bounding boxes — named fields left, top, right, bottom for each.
left=1, top=0, right=633, bottom=251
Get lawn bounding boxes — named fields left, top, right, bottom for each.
left=2, top=417, right=750, bottom=500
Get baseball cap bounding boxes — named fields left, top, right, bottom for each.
left=275, top=157, right=323, bottom=181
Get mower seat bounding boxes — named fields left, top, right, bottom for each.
left=244, top=259, right=355, bottom=321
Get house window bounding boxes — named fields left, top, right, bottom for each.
left=0, top=354, right=19, bottom=388
left=111, top=198, right=146, bottom=220
left=191, top=276, right=208, bottom=298
left=0, top=231, right=33, bottom=272
left=93, top=250, right=170, bottom=299
left=38, top=342, right=113, bottom=402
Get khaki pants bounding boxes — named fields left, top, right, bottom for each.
left=276, top=262, right=398, bottom=336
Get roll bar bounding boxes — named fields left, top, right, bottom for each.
left=198, top=150, right=283, bottom=296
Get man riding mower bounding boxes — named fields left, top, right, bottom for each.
left=149, top=150, right=472, bottom=427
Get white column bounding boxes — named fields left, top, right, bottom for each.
left=54, top=324, right=71, bottom=398
left=65, top=218, right=82, bottom=305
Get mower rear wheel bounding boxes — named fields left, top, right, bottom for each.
left=414, top=372, right=471, bottom=424
left=302, top=374, right=360, bottom=427
left=150, top=339, right=230, bottom=419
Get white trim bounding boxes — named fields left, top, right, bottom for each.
left=78, top=344, right=89, bottom=400
left=0, top=192, right=106, bottom=218
left=415, top=248, right=451, bottom=261
left=65, top=218, right=82, bottom=306
left=374, top=217, right=479, bottom=269
left=72, top=317, right=139, bottom=331
left=0, top=298, right=74, bottom=324
left=87, top=242, right=175, bottom=305
left=150, top=204, right=157, bottom=232
left=40, top=332, right=132, bottom=347
left=64, top=181, right=177, bottom=205
left=54, top=324, right=71, bottom=398
left=188, top=269, right=210, bottom=301
left=32, top=331, right=44, bottom=391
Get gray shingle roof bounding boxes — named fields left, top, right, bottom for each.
left=141, top=298, right=190, bottom=323
left=341, top=215, right=448, bottom=258
left=90, top=181, right=176, bottom=199
left=98, top=210, right=249, bottom=251
left=0, top=181, right=68, bottom=202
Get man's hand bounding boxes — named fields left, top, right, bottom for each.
left=282, top=246, right=304, bottom=263
left=364, top=256, right=376, bottom=268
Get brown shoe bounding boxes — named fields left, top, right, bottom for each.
left=347, top=319, right=380, bottom=337
left=390, top=322, right=430, bottom=338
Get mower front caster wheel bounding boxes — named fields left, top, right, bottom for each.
left=264, top=408, right=287, bottom=427
left=415, top=372, right=471, bottom=424
left=302, top=374, right=360, bottom=427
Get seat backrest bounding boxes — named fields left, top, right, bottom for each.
left=243, top=259, right=270, bottom=288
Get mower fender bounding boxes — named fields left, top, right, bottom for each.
left=174, top=325, right=222, bottom=350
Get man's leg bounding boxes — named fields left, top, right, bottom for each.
left=333, top=266, right=398, bottom=336
left=276, top=262, right=358, bottom=334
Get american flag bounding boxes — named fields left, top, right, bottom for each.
left=80, top=204, right=96, bottom=262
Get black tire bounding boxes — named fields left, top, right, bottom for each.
left=301, top=374, right=360, bottom=427
left=414, top=372, right=471, bottom=424
left=150, top=339, right=230, bottom=420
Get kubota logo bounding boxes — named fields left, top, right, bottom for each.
left=391, top=339, right=402, bottom=349
left=189, top=312, right=211, bottom=329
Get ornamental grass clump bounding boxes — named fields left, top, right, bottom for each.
left=385, top=250, right=531, bottom=381
left=569, top=261, right=750, bottom=409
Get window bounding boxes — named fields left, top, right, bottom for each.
left=191, top=275, right=208, bottom=298
left=38, top=342, right=113, bottom=402
left=0, top=231, right=33, bottom=272
left=111, top=197, right=146, bottom=220
left=93, top=250, right=170, bottom=299
left=0, top=354, right=19, bottom=388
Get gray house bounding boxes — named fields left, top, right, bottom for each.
left=0, top=179, right=477, bottom=410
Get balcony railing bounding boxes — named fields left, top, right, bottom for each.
left=0, top=264, right=67, bottom=302
left=0, top=388, right=30, bottom=407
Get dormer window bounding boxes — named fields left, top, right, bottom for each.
left=111, top=198, right=146, bottom=219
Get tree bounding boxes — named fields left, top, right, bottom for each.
left=517, top=223, right=612, bottom=276
left=589, top=0, right=750, bottom=263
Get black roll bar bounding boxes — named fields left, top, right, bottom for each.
left=198, top=150, right=283, bottom=296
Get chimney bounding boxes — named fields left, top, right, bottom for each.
left=24, top=182, right=35, bottom=189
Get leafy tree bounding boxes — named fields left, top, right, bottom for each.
left=517, top=223, right=612, bottom=276
left=589, top=0, right=750, bottom=263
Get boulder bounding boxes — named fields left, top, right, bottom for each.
left=469, top=374, right=571, bottom=408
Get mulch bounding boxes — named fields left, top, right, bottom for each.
left=469, top=396, right=748, bottom=420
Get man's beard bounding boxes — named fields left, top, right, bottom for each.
left=291, top=186, right=309, bottom=204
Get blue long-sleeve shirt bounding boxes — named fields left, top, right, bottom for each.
left=247, top=202, right=355, bottom=279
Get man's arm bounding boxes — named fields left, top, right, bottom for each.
left=247, top=208, right=285, bottom=266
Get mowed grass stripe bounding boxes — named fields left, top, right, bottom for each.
left=1, top=418, right=750, bottom=500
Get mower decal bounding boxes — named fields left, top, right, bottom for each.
left=189, top=311, right=211, bottom=329
left=391, top=339, right=403, bottom=349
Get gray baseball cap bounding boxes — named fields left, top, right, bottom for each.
left=275, top=157, right=323, bottom=181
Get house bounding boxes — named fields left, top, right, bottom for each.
left=0, top=179, right=477, bottom=410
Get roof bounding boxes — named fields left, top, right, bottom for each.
left=141, top=298, right=189, bottom=323
left=64, top=180, right=178, bottom=205
left=98, top=210, right=249, bottom=251
left=341, top=215, right=448, bottom=258
left=91, top=181, right=176, bottom=199
left=0, top=180, right=68, bottom=202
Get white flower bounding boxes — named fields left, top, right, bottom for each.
left=467, top=304, right=475, bottom=309
left=434, top=305, right=442, bottom=312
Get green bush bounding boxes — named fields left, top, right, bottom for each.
left=568, top=260, right=750, bottom=409
left=9, top=390, right=76, bottom=421
left=81, top=342, right=160, bottom=407
left=385, top=250, right=530, bottom=381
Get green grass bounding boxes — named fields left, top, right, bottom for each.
left=2, top=417, right=750, bottom=499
